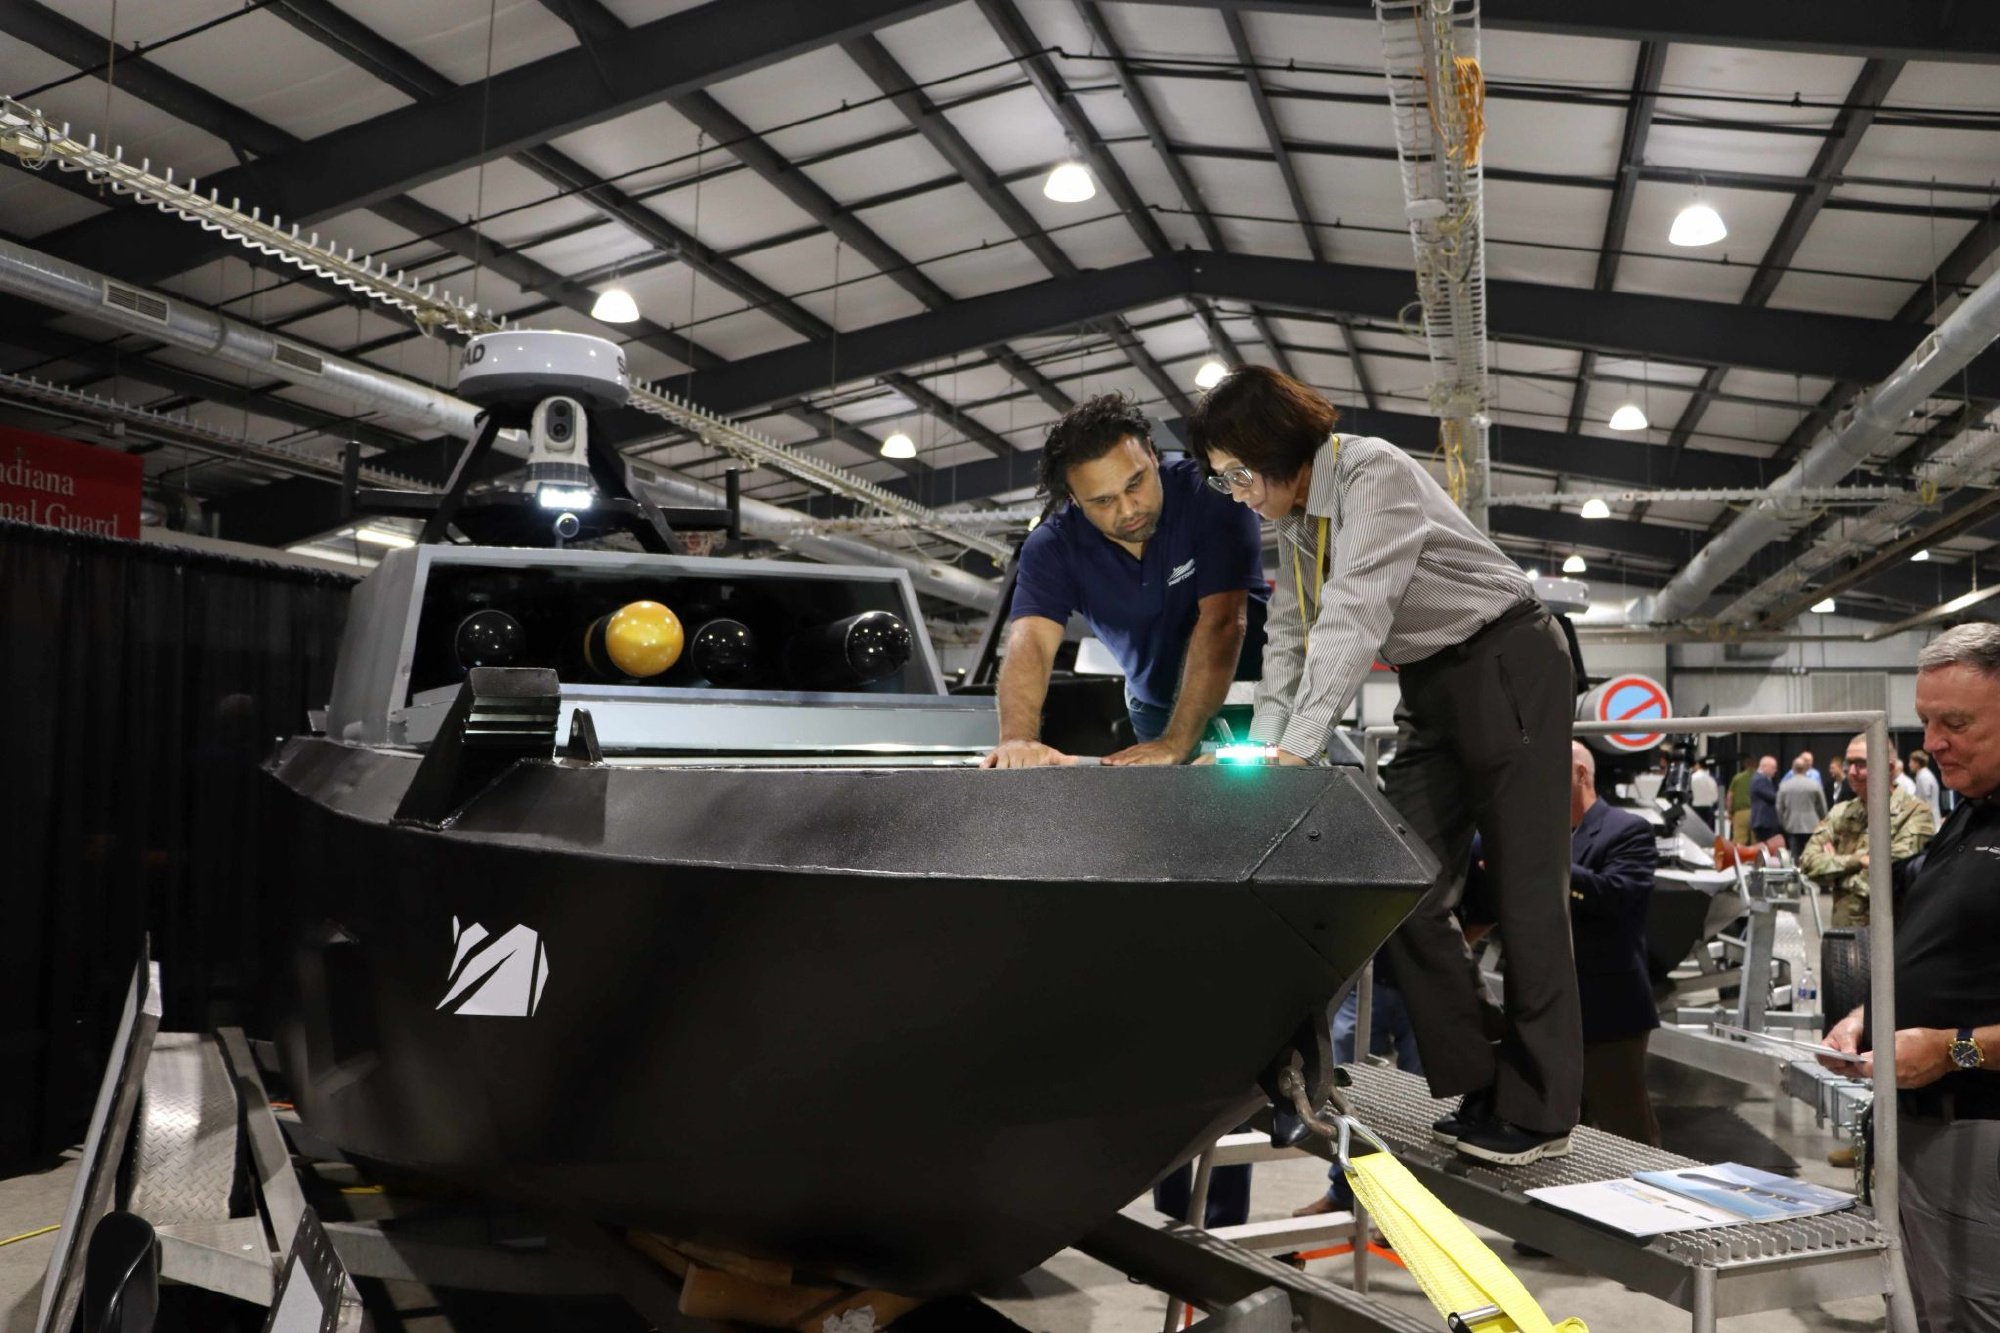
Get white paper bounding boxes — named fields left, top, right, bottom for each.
left=1526, top=1179, right=1742, bottom=1237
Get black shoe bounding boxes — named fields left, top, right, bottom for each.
left=1454, top=1118, right=1572, bottom=1166
left=1430, top=1088, right=1495, bottom=1146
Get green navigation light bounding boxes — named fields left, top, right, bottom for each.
left=1215, top=744, right=1279, bottom=765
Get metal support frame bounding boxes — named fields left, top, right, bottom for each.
left=1654, top=59, right=1906, bottom=485
left=975, top=0, right=1202, bottom=416
left=669, top=252, right=2000, bottom=421
left=67, top=1017, right=1421, bottom=1331
left=1122, top=0, right=2000, bottom=63
left=1353, top=708, right=1916, bottom=1333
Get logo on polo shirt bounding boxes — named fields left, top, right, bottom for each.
left=1168, top=558, right=1196, bottom=585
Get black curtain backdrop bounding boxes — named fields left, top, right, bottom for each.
left=0, top=520, right=351, bottom=1173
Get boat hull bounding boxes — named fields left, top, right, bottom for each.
left=264, top=738, right=1432, bottom=1293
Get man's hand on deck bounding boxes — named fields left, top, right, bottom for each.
left=980, top=740, right=1078, bottom=769
left=1103, top=738, right=1195, bottom=766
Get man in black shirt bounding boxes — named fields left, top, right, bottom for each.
left=1822, top=623, right=2000, bottom=1331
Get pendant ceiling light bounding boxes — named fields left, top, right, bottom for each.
left=880, top=431, right=917, bottom=460
left=1194, top=359, right=1228, bottom=390
left=1579, top=498, right=1612, bottom=520
left=591, top=286, right=639, bottom=324
left=1608, top=404, right=1649, bottom=431
left=1043, top=161, right=1096, bottom=204
left=1669, top=198, right=1728, bottom=248
left=1562, top=554, right=1587, bottom=574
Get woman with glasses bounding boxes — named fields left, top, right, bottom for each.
left=1188, top=365, right=1583, bottom=1168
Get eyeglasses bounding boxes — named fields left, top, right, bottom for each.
left=1205, top=464, right=1256, bottom=495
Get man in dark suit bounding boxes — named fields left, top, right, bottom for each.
left=1568, top=741, right=1662, bottom=1144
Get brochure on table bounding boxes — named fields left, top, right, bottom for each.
left=1527, top=1162, right=1856, bottom=1238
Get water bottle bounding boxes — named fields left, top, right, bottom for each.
left=1797, top=965, right=1818, bottom=1018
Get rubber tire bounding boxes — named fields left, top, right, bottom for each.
left=1821, top=927, right=1870, bottom=1035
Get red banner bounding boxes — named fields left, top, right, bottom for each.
left=0, top=425, right=143, bottom=539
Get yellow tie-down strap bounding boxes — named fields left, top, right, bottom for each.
left=1346, top=1149, right=1588, bottom=1333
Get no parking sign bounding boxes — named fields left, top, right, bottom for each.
left=1581, top=673, right=1671, bottom=752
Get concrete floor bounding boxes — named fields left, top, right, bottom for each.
left=0, top=1057, right=1892, bottom=1332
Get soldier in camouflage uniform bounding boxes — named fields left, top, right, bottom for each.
left=1798, top=734, right=1937, bottom=926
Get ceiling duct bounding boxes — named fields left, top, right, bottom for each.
left=0, top=235, right=999, bottom=610
left=0, top=235, right=479, bottom=438
left=0, top=97, right=1006, bottom=564
left=1648, top=262, right=2000, bottom=625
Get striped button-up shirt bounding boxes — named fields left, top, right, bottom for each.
left=1250, top=433, right=1535, bottom=760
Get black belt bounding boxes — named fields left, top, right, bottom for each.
left=1405, top=599, right=1545, bottom=673
left=1898, top=1083, right=2000, bottom=1122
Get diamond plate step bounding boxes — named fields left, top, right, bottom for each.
left=127, top=1032, right=240, bottom=1225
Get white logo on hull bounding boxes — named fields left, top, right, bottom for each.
left=437, top=916, right=550, bottom=1017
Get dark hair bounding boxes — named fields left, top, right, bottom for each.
left=1186, top=364, right=1340, bottom=483
left=1039, top=394, right=1154, bottom=502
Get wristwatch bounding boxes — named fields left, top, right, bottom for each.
left=1950, top=1028, right=1986, bottom=1070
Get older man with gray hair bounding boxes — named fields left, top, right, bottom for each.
left=1821, top=623, right=2000, bottom=1331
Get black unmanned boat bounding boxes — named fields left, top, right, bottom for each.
left=265, top=543, right=1436, bottom=1295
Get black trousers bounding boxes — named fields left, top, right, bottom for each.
left=1379, top=608, right=1584, bottom=1135
left=1153, top=1161, right=1251, bottom=1229
left=1582, top=1032, right=1660, bottom=1146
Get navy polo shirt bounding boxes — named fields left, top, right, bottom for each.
left=1012, top=457, right=1267, bottom=710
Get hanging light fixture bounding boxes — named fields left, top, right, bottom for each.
left=1043, top=161, right=1096, bottom=203
left=1579, top=498, right=1612, bottom=520
left=591, top=286, right=639, bottom=324
left=1194, top=359, right=1228, bottom=390
left=1563, top=554, right=1588, bottom=575
left=881, top=431, right=917, bottom=460
left=1669, top=194, right=1728, bottom=247
left=1608, top=404, right=1649, bottom=431
left=1810, top=597, right=1837, bottom=614
left=1912, top=548, right=1932, bottom=562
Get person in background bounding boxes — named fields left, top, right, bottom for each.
left=1819, top=624, right=2000, bottom=1331
left=1750, top=755, right=1783, bottom=846
left=1826, top=755, right=1852, bottom=805
left=1799, top=733, right=1937, bottom=928
left=1726, top=755, right=1757, bottom=844
left=1896, top=757, right=1921, bottom=800
left=1778, top=756, right=1829, bottom=860
left=1909, top=749, right=1944, bottom=822
left=1459, top=745, right=1659, bottom=1143
left=1563, top=742, right=1662, bottom=1144
left=1191, top=365, right=1581, bottom=1167
left=1688, top=758, right=1720, bottom=829
left=1798, top=750, right=1822, bottom=787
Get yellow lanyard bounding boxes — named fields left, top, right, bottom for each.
left=1291, top=516, right=1329, bottom=646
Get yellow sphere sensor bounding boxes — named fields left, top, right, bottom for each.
left=596, top=600, right=683, bottom=677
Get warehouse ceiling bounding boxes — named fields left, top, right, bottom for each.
left=1, top=0, right=1998, bottom=622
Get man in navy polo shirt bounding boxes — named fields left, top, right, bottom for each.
left=980, top=392, right=1266, bottom=768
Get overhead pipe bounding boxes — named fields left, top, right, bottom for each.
left=0, top=235, right=478, bottom=438
left=0, top=235, right=999, bottom=611
left=639, top=471, right=1000, bottom=611
left=1649, top=263, right=2000, bottom=624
